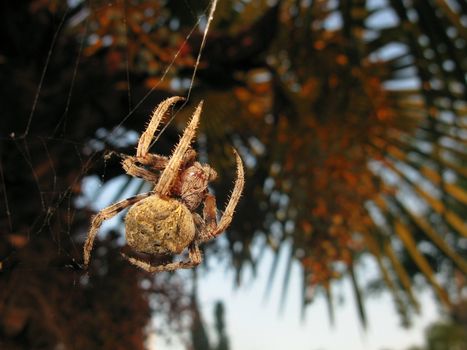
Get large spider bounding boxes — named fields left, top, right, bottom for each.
left=83, top=96, right=244, bottom=272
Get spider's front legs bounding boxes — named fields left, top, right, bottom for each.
left=83, top=193, right=151, bottom=268
left=122, top=149, right=197, bottom=183
left=137, top=96, right=185, bottom=157
left=121, top=243, right=202, bottom=273
left=155, top=101, right=203, bottom=195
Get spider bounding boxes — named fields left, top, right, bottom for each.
left=83, top=96, right=244, bottom=272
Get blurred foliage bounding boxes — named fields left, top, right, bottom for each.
left=1, top=0, right=467, bottom=348
left=190, top=288, right=230, bottom=350
left=401, top=299, right=467, bottom=350
left=422, top=322, right=467, bottom=350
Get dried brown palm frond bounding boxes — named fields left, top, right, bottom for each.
left=192, top=0, right=467, bottom=326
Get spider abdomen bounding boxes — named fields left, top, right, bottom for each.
left=125, top=195, right=195, bottom=255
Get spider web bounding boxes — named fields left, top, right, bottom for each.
left=0, top=0, right=222, bottom=346
left=3, top=0, right=218, bottom=265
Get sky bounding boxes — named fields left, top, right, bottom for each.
left=81, top=176, right=441, bottom=350
left=151, top=240, right=440, bottom=350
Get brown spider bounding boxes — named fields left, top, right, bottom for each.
left=83, top=96, right=244, bottom=272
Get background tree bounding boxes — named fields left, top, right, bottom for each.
left=397, top=299, right=467, bottom=350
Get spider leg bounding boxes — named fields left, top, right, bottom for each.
left=205, top=148, right=244, bottom=239
left=123, top=149, right=196, bottom=184
left=196, top=193, right=218, bottom=242
left=203, top=193, right=217, bottom=231
left=137, top=96, right=185, bottom=157
left=122, top=154, right=168, bottom=183
left=155, top=101, right=203, bottom=196
left=121, top=243, right=202, bottom=273
left=83, top=192, right=152, bottom=268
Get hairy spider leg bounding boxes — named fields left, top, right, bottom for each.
left=122, top=149, right=197, bottom=186
left=205, top=149, right=244, bottom=240
left=137, top=96, right=185, bottom=157
left=192, top=149, right=244, bottom=243
left=83, top=192, right=152, bottom=268
left=193, top=193, right=218, bottom=242
left=203, top=193, right=217, bottom=232
left=155, top=101, right=203, bottom=196
left=121, top=242, right=202, bottom=273
left=122, top=154, right=168, bottom=183
left=122, top=95, right=196, bottom=185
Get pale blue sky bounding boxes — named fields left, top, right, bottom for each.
left=152, top=241, right=440, bottom=350
left=81, top=171, right=441, bottom=350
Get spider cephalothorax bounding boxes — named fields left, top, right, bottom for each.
left=172, top=161, right=218, bottom=210
left=83, top=96, right=244, bottom=272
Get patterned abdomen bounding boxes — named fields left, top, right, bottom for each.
left=125, top=195, right=195, bottom=255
